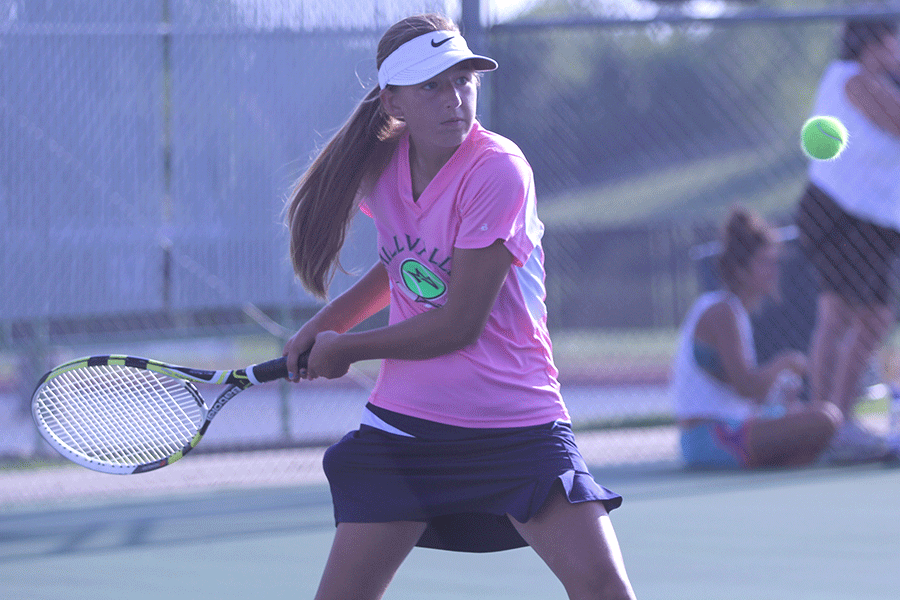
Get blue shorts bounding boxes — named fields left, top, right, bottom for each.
left=323, top=403, right=622, bottom=553
left=680, top=419, right=751, bottom=469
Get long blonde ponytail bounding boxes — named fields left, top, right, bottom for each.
left=286, top=13, right=458, bottom=299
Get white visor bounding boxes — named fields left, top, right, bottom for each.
left=377, top=30, right=498, bottom=89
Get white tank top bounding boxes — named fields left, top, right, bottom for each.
left=808, top=61, right=900, bottom=232
left=671, top=291, right=757, bottom=421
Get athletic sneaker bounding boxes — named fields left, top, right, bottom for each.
left=821, top=420, right=889, bottom=464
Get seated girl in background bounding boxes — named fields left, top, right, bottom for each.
left=671, top=207, right=841, bottom=469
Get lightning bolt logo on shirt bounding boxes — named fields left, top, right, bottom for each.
left=400, top=259, right=446, bottom=305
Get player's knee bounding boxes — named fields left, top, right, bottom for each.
left=818, top=313, right=846, bottom=336
left=817, top=296, right=852, bottom=333
left=817, top=401, right=843, bottom=435
left=856, top=309, right=893, bottom=345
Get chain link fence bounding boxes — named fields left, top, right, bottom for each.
left=2, top=1, right=898, bottom=503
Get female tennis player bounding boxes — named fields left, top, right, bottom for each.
left=282, top=13, right=636, bottom=600
left=672, top=208, right=841, bottom=469
left=796, top=19, right=900, bottom=462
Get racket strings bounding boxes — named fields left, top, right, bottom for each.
left=40, top=367, right=198, bottom=464
left=35, top=365, right=204, bottom=466
left=76, top=369, right=187, bottom=463
left=84, top=366, right=202, bottom=461
left=48, top=369, right=155, bottom=463
left=37, top=369, right=167, bottom=465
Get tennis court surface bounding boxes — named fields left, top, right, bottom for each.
left=2, top=454, right=897, bottom=600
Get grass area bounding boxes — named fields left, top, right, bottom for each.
left=573, top=414, right=675, bottom=432
left=551, top=327, right=678, bottom=382
left=857, top=396, right=889, bottom=417
left=540, top=144, right=806, bottom=227
left=552, top=327, right=679, bottom=359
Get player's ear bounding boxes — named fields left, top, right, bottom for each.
left=379, top=88, right=404, bottom=121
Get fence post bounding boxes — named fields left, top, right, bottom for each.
left=461, top=0, right=492, bottom=130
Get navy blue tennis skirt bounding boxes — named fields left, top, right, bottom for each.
left=322, top=403, right=622, bottom=553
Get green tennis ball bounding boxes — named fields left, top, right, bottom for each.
left=801, top=116, right=848, bottom=160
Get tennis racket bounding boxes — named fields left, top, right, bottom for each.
left=31, top=352, right=308, bottom=474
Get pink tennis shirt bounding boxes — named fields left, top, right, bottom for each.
left=360, top=122, right=569, bottom=428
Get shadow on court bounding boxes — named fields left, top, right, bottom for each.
left=0, top=486, right=336, bottom=600
left=1, top=462, right=898, bottom=600
left=0, top=487, right=332, bottom=562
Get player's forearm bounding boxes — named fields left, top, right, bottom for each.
left=308, top=262, right=390, bottom=334
left=335, top=304, right=482, bottom=363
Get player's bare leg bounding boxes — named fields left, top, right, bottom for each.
left=808, top=293, right=852, bottom=405
left=509, top=489, right=636, bottom=600
left=828, top=304, right=894, bottom=417
left=314, top=521, right=427, bottom=600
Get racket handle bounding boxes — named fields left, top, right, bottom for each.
left=248, top=349, right=311, bottom=383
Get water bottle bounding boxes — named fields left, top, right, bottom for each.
left=763, top=370, right=802, bottom=418
left=766, top=370, right=802, bottom=405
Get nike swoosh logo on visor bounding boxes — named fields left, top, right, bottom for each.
left=431, top=37, right=453, bottom=47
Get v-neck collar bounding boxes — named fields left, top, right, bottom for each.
left=396, top=122, right=479, bottom=211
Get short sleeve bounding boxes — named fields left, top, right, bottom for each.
left=454, top=152, right=543, bottom=267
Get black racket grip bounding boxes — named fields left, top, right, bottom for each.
left=249, top=349, right=311, bottom=383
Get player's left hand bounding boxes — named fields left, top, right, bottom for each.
left=306, top=330, right=351, bottom=380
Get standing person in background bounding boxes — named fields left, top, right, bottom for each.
left=283, top=13, right=636, bottom=600
left=672, top=207, right=841, bottom=469
left=796, top=19, right=900, bottom=461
